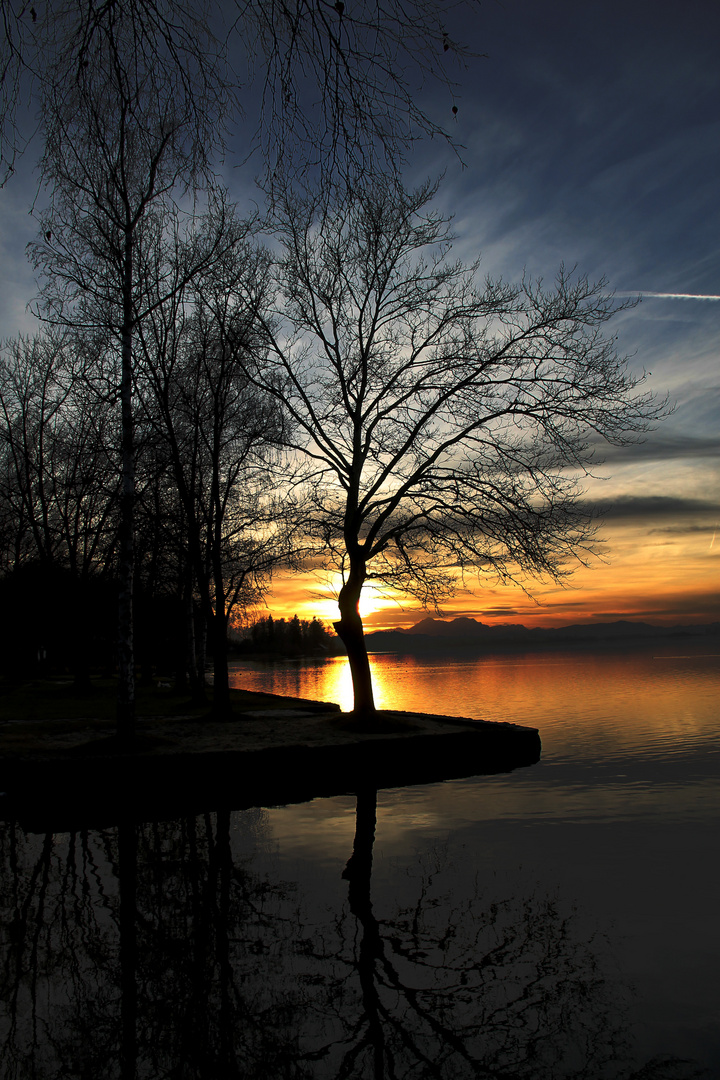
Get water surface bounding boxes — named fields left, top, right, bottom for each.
left=2, top=644, right=718, bottom=1078
left=230, top=645, right=719, bottom=766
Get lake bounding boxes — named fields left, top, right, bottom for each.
left=2, top=642, right=718, bottom=1079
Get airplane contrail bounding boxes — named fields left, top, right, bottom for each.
left=617, top=291, right=720, bottom=301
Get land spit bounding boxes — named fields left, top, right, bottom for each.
left=0, top=689, right=541, bottom=831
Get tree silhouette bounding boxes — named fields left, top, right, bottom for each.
left=2, top=0, right=478, bottom=187
left=12, top=0, right=486, bottom=734
left=29, top=13, right=237, bottom=735
left=248, top=179, right=665, bottom=715
left=135, top=209, right=293, bottom=713
left=0, top=331, right=118, bottom=683
left=0, top=0, right=227, bottom=184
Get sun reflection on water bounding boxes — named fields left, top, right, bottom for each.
left=229, top=646, right=720, bottom=764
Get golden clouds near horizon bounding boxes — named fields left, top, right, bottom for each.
left=257, top=516, right=718, bottom=631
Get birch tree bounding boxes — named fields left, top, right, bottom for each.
left=29, top=14, right=230, bottom=738
left=17, top=0, right=483, bottom=736
left=136, top=222, right=292, bottom=714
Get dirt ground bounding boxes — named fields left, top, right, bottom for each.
left=0, top=700, right=500, bottom=762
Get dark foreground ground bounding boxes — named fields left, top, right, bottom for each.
left=0, top=679, right=541, bottom=831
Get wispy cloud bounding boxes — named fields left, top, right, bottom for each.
left=618, top=292, right=720, bottom=301
left=589, top=433, right=720, bottom=465
left=585, top=495, right=719, bottom=520
left=649, top=524, right=718, bottom=536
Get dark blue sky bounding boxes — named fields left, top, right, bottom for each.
left=412, top=0, right=720, bottom=623
left=433, top=0, right=719, bottom=294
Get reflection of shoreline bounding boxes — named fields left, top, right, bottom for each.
left=1, top=793, right=715, bottom=1078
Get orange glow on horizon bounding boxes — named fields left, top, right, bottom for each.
left=249, top=518, right=718, bottom=633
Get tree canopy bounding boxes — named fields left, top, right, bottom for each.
left=1, top=0, right=478, bottom=188
left=0, top=2, right=668, bottom=725
left=247, top=180, right=664, bottom=714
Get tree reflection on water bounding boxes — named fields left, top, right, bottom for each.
left=0, top=805, right=705, bottom=1080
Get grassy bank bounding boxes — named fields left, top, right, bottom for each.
left=0, top=675, right=325, bottom=726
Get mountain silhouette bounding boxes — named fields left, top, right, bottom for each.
left=365, top=618, right=719, bottom=654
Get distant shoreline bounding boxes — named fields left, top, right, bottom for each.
left=233, top=619, right=720, bottom=662
left=362, top=619, right=720, bottom=657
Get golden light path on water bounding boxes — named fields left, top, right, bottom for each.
left=229, top=647, right=720, bottom=765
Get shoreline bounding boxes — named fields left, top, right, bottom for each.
left=0, top=689, right=541, bottom=830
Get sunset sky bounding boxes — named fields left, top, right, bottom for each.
left=266, top=0, right=720, bottom=631
left=1, top=0, right=717, bottom=632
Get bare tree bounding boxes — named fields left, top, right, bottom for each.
left=247, top=180, right=665, bottom=717
left=0, top=331, right=118, bottom=682
left=0, top=0, right=228, bottom=183
left=18, top=0, right=485, bottom=738
left=3, top=0, right=478, bottom=186
left=234, top=0, right=480, bottom=197
left=0, top=332, right=71, bottom=569
left=29, top=6, right=234, bottom=737
left=135, top=214, right=294, bottom=714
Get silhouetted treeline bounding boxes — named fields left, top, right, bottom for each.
left=245, top=614, right=339, bottom=657
left=0, top=317, right=292, bottom=695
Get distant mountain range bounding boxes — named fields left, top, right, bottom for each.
left=365, top=617, right=720, bottom=653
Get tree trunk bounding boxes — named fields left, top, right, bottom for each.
left=195, top=610, right=208, bottom=692
left=211, top=608, right=231, bottom=717
left=334, top=562, right=376, bottom=715
left=342, top=789, right=385, bottom=1077
left=182, top=579, right=207, bottom=703
left=117, top=231, right=135, bottom=744
left=118, top=815, right=138, bottom=1080
left=70, top=573, right=93, bottom=694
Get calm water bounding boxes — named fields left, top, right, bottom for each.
left=2, top=644, right=719, bottom=1078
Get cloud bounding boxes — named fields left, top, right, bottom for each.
left=588, top=606, right=718, bottom=620
left=648, top=524, right=718, bottom=536
left=617, top=292, right=720, bottom=301
left=586, top=495, right=718, bottom=520
left=476, top=607, right=524, bottom=616
left=588, top=432, right=720, bottom=465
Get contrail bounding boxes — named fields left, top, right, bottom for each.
left=617, top=291, right=720, bottom=301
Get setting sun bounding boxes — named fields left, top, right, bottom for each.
left=257, top=504, right=719, bottom=634
left=272, top=573, right=403, bottom=629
